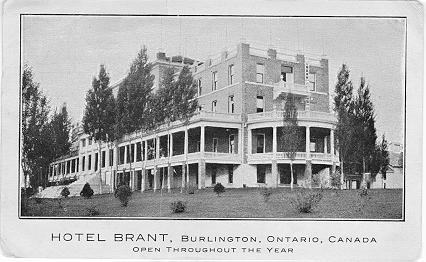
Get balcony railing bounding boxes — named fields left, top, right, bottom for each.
left=193, top=111, right=242, bottom=122
left=247, top=110, right=337, bottom=124
left=248, top=152, right=336, bottom=163
left=273, top=81, right=309, bottom=98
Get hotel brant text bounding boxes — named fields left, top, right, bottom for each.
left=47, top=42, right=339, bottom=195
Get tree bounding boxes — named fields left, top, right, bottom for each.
left=353, top=77, right=377, bottom=175
left=50, top=104, right=72, bottom=158
left=115, top=46, right=155, bottom=137
left=83, top=65, right=116, bottom=194
left=281, top=93, right=301, bottom=190
left=22, top=64, right=53, bottom=189
left=333, top=64, right=356, bottom=189
left=375, top=134, right=390, bottom=181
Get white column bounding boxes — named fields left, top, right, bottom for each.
left=156, top=136, right=160, bottom=160
left=200, top=125, right=205, bottom=153
left=248, top=128, right=253, bottom=155
left=330, top=129, right=335, bottom=156
left=169, top=133, right=173, bottom=157
left=272, top=125, right=277, bottom=159
left=306, top=126, right=311, bottom=158
left=238, top=125, right=243, bottom=161
left=324, top=136, right=328, bottom=154
left=141, top=170, right=146, bottom=192
left=184, top=128, right=189, bottom=156
left=124, top=145, right=128, bottom=164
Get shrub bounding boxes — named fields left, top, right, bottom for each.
left=330, top=170, right=342, bottom=189
left=34, top=197, right=42, bottom=204
left=260, top=187, right=273, bottom=202
left=80, top=183, right=94, bottom=199
left=170, top=201, right=186, bottom=213
left=213, top=183, right=225, bottom=196
left=115, top=184, right=132, bottom=207
left=290, top=190, right=323, bottom=213
left=86, top=206, right=100, bottom=216
left=61, top=187, right=70, bottom=198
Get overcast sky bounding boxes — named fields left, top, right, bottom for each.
left=22, top=16, right=405, bottom=143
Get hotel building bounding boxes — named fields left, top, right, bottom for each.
left=47, top=42, right=339, bottom=194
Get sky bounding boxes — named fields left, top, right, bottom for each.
left=22, top=16, right=405, bottom=143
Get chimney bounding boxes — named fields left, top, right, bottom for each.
left=267, top=48, right=277, bottom=59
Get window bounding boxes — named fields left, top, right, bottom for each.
left=212, top=100, right=217, bottom=113
left=88, top=155, right=92, bottom=170
left=229, top=64, right=235, bottom=84
left=101, top=151, right=106, bottom=168
left=228, top=96, right=235, bottom=113
left=256, top=96, right=264, bottom=113
left=136, top=142, right=142, bottom=162
left=109, top=149, right=114, bottom=166
left=126, top=145, right=131, bottom=163
left=308, top=73, right=316, bottom=91
left=197, top=79, right=202, bottom=96
left=119, top=146, right=125, bottom=164
left=256, top=63, right=264, bottom=83
left=212, top=71, right=218, bottom=90
left=281, top=66, right=293, bottom=82
left=95, top=153, right=99, bottom=171
left=71, top=159, right=75, bottom=173
left=228, top=165, right=234, bottom=184
left=213, top=138, right=218, bottom=153
left=82, top=156, right=85, bottom=171
left=88, top=138, right=92, bottom=146
left=257, top=165, right=266, bottom=183
left=76, top=158, right=79, bottom=172
left=229, top=134, right=235, bottom=154
left=256, top=134, right=265, bottom=153
left=81, top=139, right=86, bottom=147
left=130, top=144, right=135, bottom=162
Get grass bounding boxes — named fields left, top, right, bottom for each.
left=22, top=188, right=403, bottom=219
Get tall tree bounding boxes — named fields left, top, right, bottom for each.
left=83, top=64, right=116, bottom=194
left=115, top=46, right=155, bottom=137
left=333, top=64, right=356, bottom=189
left=281, top=93, right=301, bottom=190
left=353, top=77, right=377, bottom=174
left=50, top=104, right=72, bottom=158
left=378, top=135, right=390, bottom=180
left=22, top=64, right=53, bottom=189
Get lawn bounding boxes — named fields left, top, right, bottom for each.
left=21, top=188, right=403, bottom=219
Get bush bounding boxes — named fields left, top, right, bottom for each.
left=359, top=188, right=368, bottom=197
left=61, top=187, right=70, bottom=198
left=115, top=185, right=132, bottom=207
left=80, top=183, right=94, bottom=199
left=213, top=183, right=225, bottom=196
left=86, top=206, right=100, bottom=216
left=170, top=201, right=186, bottom=213
left=260, top=187, right=273, bottom=202
left=290, top=190, right=323, bottom=213
left=330, top=170, right=342, bottom=189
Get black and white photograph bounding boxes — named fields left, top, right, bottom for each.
left=20, top=15, right=405, bottom=219
left=0, top=0, right=422, bottom=260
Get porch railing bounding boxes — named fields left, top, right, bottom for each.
left=247, top=110, right=337, bottom=123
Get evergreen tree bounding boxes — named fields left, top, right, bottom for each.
left=22, top=64, right=53, bottom=189
left=50, top=104, right=72, bottom=158
left=83, top=64, right=116, bottom=193
left=353, top=77, right=377, bottom=174
left=378, top=135, right=390, bottom=178
left=115, top=46, right=154, bottom=137
left=333, top=64, right=356, bottom=188
left=174, top=66, right=198, bottom=121
left=281, top=93, right=301, bottom=190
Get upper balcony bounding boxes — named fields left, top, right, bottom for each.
left=247, top=110, right=337, bottom=125
left=273, top=79, right=310, bottom=99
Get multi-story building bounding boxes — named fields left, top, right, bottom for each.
left=48, top=42, right=339, bottom=194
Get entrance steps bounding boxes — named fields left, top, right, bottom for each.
left=34, top=173, right=112, bottom=198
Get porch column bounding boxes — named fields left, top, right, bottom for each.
left=181, top=163, right=186, bottom=190
left=169, top=133, right=173, bottom=157
left=130, top=171, right=134, bottom=191
left=305, top=160, right=312, bottom=188
left=248, top=128, right=253, bottom=155
left=271, top=160, right=278, bottom=187
left=272, top=125, right=277, bottom=158
left=144, top=140, right=148, bottom=162
left=184, top=128, right=189, bottom=157
left=330, top=129, right=335, bottom=156
left=124, top=145, right=128, bottom=164
left=198, top=159, right=206, bottom=189
left=156, top=136, right=160, bottom=160
left=238, top=125, right=243, bottom=162
left=141, top=170, right=146, bottom=192
left=306, top=126, right=311, bottom=158
left=153, top=167, right=158, bottom=192
left=200, top=125, right=205, bottom=154
left=167, top=164, right=173, bottom=192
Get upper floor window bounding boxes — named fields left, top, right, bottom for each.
left=308, top=73, right=316, bottom=91
left=281, top=66, right=293, bottom=83
left=212, top=100, right=217, bottom=113
left=212, top=71, right=218, bottom=91
left=88, top=138, right=92, bottom=146
left=109, top=149, right=114, bottom=166
left=101, top=151, right=106, bottom=168
left=256, top=64, right=264, bottom=83
left=228, top=96, right=235, bottom=113
left=256, top=96, right=264, bottom=113
left=229, top=64, right=235, bottom=85
left=81, top=139, right=86, bottom=147
left=197, top=79, right=202, bottom=96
